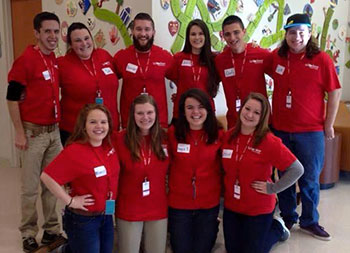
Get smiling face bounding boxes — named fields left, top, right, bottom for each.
left=134, top=102, right=156, bottom=135
left=85, top=109, right=109, bottom=147
left=240, top=98, right=262, bottom=134
left=189, top=25, right=205, bottom=54
left=285, top=25, right=311, bottom=54
left=35, top=20, right=60, bottom=55
left=132, top=19, right=155, bottom=52
left=223, top=22, right=246, bottom=54
left=70, top=28, right=94, bottom=60
left=184, top=97, right=208, bottom=130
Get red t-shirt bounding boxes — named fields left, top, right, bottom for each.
left=8, top=45, right=60, bottom=124
left=113, top=45, right=172, bottom=128
left=222, top=130, right=296, bottom=215
left=215, top=44, right=271, bottom=129
left=58, top=49, right=119, bottom=132
left=271, top=49, right=341, bottom=132
left=115, top=131, right=169, bottom=221
left=167, top=126, right=222, bottom=209
left=167, top=52, right=215, bottom=118
left=44, top=142, right=120, bottom=212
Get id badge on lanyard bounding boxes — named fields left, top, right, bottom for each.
left=234, top=180, right=241, bottom=199
left=142, top=177, right=150, bottom=197
left=286, top=91, right=292, bottom=109
left=236, top=97, right=241, bottom=112
left=105, top=192, right=115, bottom=215
left=95, top=90, right=104, bottom=105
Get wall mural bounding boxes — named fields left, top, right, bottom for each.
left=53, top=0, right=349, bottom=72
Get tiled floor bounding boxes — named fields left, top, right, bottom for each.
left=1, top=158, right=350, bottom=253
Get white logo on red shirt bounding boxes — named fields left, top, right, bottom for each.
left=107, top=148, right=115, bottom=156
left=153, top=62, right=166, bottom=66
left=248, top=146, right=262, bottom=154
left=305, top=63, right=319, bottom=70
left=249, top=59, right=263, bottom=64
left=102, top=61, right=110, bottom=66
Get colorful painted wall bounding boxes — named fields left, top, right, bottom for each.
left=43, top=0, right=350, bottom=115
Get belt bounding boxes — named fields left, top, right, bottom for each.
left=68, top=207, right=104, bottom=217
left=23, top=121, right=57, bottom=136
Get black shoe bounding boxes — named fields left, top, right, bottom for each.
left=41, top=231, right=66, bottom=245
left=23, top=237, right=39, bottom=252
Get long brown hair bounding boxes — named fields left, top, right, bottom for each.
left=230, top=92, right=270, bottom=147
left=125, top=94, right=166, bottom=161
left=176, top=88, right=218, bottom=144
left=66, top=104, right=113, bottom=147
left=183, top=19, right=219, bottom=97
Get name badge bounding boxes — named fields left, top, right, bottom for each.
left=105, top=200, right=115, bottom=215
left=102, top=67, right=114, bottom=75
left=275, top=64, right=285, bottom=75
left=142, top=180, right=150, bottom=197
left=42, top=70, right=51, bottom=80
left=177, top=143, right=190, bottom=153
left=224, top=68, right=235, bottom=77
left=163, top=147, right=168, bottom=157
left=234, top=184, right=241, bottom=199
left=94, top=165, right=107, bottom=178
left=222, top=149, right=233, bottom=159
left=181, top=59, right=192, bottom=67
left=126, top=63, right=138, bottom=73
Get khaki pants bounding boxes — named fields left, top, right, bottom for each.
left=116, top=218, right=168, bottom=253
left=19, top=125, right=62, bottom=238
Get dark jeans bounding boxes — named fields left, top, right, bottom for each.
left=59, top=130, right=71, bottom=147
left=168, top=205, right=220, bottom=253
left=223, top=209, right=283, bottom=253
left=273, top=130, right=324, bottom=227
left=63, top=208, right=114, bottom=253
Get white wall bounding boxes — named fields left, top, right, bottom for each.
left=0, top=0, right=16, bottom=164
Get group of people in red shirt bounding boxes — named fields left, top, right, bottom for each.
left=7, top=9, right=341, bottom=253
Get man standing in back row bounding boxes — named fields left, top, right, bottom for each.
left=215, top=15, right=272, bottom=129
left=271, top=13, right=341, bottom=241
left=6, top=12, right=65, bottom=252
left=114, top=12, right=172, bottom=128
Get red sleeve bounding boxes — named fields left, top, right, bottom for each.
left=321, top=52, right=341, bottom=92
left=268, top=134, right=296, bottom=172
left=166, top=53, right=180, bottom=83
left=44, top=144, right=81, bottom=185
left=113, top=49, right=124, bottom=78
left=8, top=53, right=29, bottom=86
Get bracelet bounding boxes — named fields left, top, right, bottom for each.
left=67, top=197, right=73, bottom=207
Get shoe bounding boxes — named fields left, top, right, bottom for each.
left=23, top=237, right=39, bottom=252
left=274, top=216, right=290, bottom=242
left=300, top=223, right=332, bottom=241
left=41, top=231, right=66, bottom=245
left=284, top=220, right=295, bottom=230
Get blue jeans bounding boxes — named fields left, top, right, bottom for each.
left=168, top=205, right=219, bottom=253
left=62, top=208, right=114, bottom=253
left=223, top=209, right=283, bottom=253
left=273, top=130, right=324, bottom=227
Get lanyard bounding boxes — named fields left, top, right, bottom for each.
left=235, top=134, right=252, bottom=163
left=135, top=50, right=152, bottom=80
left=286, top=52, right=305, bottom=94
left=190, top=54, right=202, bottom=84
left=140, top=145, right=152, bottom=167
left=36, top=46, right=58, bottom=118
left=91, top=145, right=113, bottom=200
left=80, top=54, right=101, bottom=95
left=231, top=48, right=247, bottom=97
left=234, top=134, right=252, bottom=183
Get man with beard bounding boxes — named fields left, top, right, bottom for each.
left=114, top=12, right=172, bottom=128
left=6, top=12, right=65, bottom=252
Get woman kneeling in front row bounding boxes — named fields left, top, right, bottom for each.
left=222, top=92, right=304, bottom=253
